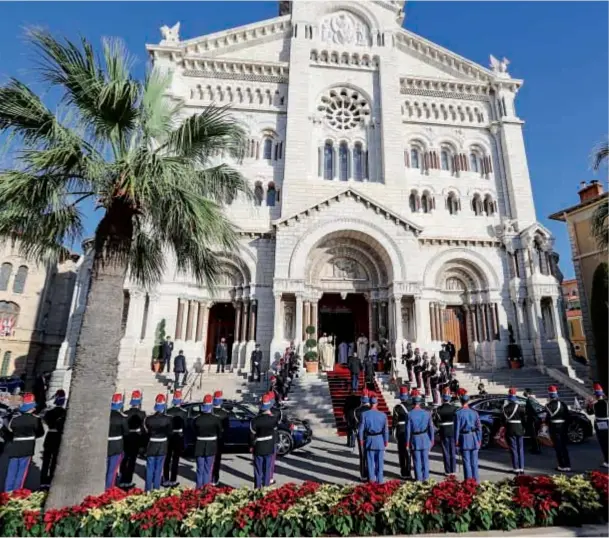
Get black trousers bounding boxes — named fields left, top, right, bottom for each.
left=550, top=427, right=571, bottom=468
left=596, top=427, right=608, bottom=463
left=163, top=434, right=184, bottom=483
left=212, top=444, right=224, bottom=484
left=347, top=427, right=356, bottom=448
left=120, top=433, right=142, bottom=485
left=40, top=432, right=61, bottom=486
left=396, top=433, right=411, bottom=478
left=252, top=363, right=261, bottom=382
left=357, top=440, right=368, bottom=480
left=216, top=356, right=226, bottom=373
left=526, top=421, right=541, bottom=453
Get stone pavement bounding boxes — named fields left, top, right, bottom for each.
left=2, top=432, right=606, bottom=492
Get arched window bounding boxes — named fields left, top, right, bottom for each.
left=410, top=148, right=420, bottom=170
left=447, top=192, right=459, bottom=215
left=324, top=141, right=333, bottom=180
left=421, top=192, right=432, bottom=214
left=409, top=192, right=418, bottom=212
left=469, top=153, right=480, bottom=173
left=266, top=182, right=277, bottom=207
left=0, top=302, right=19, bottom=337
left=472, top=194, right=483, bottom=216
left=339, top=142, right=349, bottom=181
left=253, top=181, right=264, bottom=206
left=483, top=195, right=495, bottom=216
left=263, top=138, right=273, bottom=160
left=0, top=263, right=12, bottom=291
left=440, top=150, right=450, bottom=171
left=353, top=143, right=363, bottom=181
left=12, top=266, right=28, bottom=294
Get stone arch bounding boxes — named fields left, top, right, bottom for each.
left=314, top=83, right=373, bottom=111
left=315, top=2, right=380, bottom=32
left=215, top=252, right=252, bottom=288
left=423, top=248, right=500, bottom=291
left=288, top=219, right=405, bottom=282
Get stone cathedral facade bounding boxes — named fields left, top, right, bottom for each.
left=57, top=0, right=571, bottom=389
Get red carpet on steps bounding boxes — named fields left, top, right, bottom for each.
left=326, top=364, right=393, bottom=437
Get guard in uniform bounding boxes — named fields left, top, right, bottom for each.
left=405, top=345, right=415, bottom=384
left=433, top=389, right=457, bottom=476
left=392, top=386, right=411, bottom=479
left=3, top=393, right=44, bottom=492
left=212, top=391, right=229, bottom=486
left=163, top=390, right=187, bottom=487
left=523, top=389, right=541, bottom=454
left=354, top=392, right=371, bottom=481
left=251, top=344, right=263, bottom=382
left=267, top=391, right=283, bottom=485
left=545, top=385, right=571, bottom=472
left=406, top=389, right=434, bottom=481
left=455, top=390, right=481, bottom=483
left=502, top=388, right=526, bottom=474
left=193, top=394, right=223, bottom=487
left=250, top=394, right=279, bottom=488
left=358, top=396, right=388, bottom=484
left=587, top=384, right=609, bottom=467
left=120, top=390, right=146, bottom=488
left=144, top=394, right=173, bottom=491
left=40, top=389, right=67, bottom=488
left=413, top=352, right=423, bottom=389
left=107, top=393, right=129, bottom=490
left=344, top=391, right=361, bottom=450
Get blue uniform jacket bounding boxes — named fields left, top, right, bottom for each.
left=405, top=407, right=434, bottom=450
left=358, top=409, right=389, bottom=451
left=455, top=407, right=481, bottom=450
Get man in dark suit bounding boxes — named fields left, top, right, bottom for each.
left=173, top=350, right=187, bottom=388
left=161, top=336, right=174, bottom=373
left=216, top=338, right=228, bottom=373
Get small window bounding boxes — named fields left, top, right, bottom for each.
left=483, top=195, right=495, bottom=216
left=472, top=195, right=483, bottom=216
left=440, top=150, right=450, bottom=171
left=266, top=183, right=276, bottom=207
left=421, top=192, right=432, bottom=214
left=263, top=138, right=273, bottom=160
left=12, top=266, right=28, bottom=294
left=0, top=263, right=12, bottom=291
left=324, top=142, right=333, bottom=180
left=339, top=142, right=349, bottom=181
left=353, top=143, right=363, bottom=181
left=254, top=182, right=264, bottom=206
left=447, top=193, right=459, bottom=215
left=410, top=148, right=420, bottom=169
left=409, top=192, right=418, bottom=212
left=470, top=153, right=480, bottom=173
left=0, top=351, right=11, bottom=377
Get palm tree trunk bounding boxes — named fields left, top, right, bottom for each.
left=45, top=256, right=127, bottom=508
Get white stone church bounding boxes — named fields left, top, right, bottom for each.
left=53, top=0, right=571, bottom=393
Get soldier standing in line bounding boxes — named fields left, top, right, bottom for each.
left=455, top=390, right=482, bottom=483
left=267, top=391, right=283, bottom=485
left=433, top=388, right=457, bottom=476
left=587, top=383, right=608, bottom=468
left=392, top=386, right=412, bottom=480
left=358, top=396, right=388, bottom=484
left=163, top=390, right=187, bottom=487
left=250, top=394, right=279, bottom=488
left=212, top=390, right=229, bottom=486
left=144, top=394, right=172, bottom=491
left=545, top=385, right=571, bottom=472
left=523, top=389, right=541, bottom=454
left=344, top=391, right=362, bottom=451
left=193, top=394, right=223, bottom=488
left=119, top=390, right=146, bottom=489
left=413, top=351, right=423, bottom=389
left=3, top=393, right=44, bottom=492
left=251, top=343, right=263, bottom=382
left=405, top=344, right=415, bottom=384
left=501, top=387, right=526, bottom=475
left=106, top=393, right=129, bottom=490
left=40, top=389, right=67, bottom=488
left=354, top=391, right=371, bottom=481
left=405, top=389, right=434, bottom=481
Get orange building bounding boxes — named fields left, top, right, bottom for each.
left=561, top=279, right=587, bottom=361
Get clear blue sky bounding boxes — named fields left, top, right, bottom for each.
left=0, top=1, right=607, bottom=278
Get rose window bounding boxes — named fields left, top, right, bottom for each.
left=318, top=88, right=370, bottom=131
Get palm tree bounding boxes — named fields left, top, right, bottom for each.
left=0, top=31, right=249, bottom=507
left=591, top=140, right=608, bottom=249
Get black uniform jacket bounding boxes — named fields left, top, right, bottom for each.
left=434, top=403, right=457, bottom=438
left=249, top=412, right=279, bottom=456
left=108, top=410, right=129, bottom=457
left=501, top=401, right=526, bottom=437
left=144, top=412, right=173, bottom=456
left=167, top=407, right=188, bottom=436
left=545, top=400, right=570, bottom=430
left=5, top=413, right=44, bottom=458
left=588, top=399, right=609, bottom=433
left=343, top=395, right=361, bottom=430
left=193, top=413, right=223, bottom=457
left=213, top=407, right=230, bottom=444
left=43, top=406, right=66, bottom=449
left=392, top=402, right=409, bottom=437
left=348, top=356, right=361, bottom=375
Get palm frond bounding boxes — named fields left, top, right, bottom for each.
left=140, top=69, right=180, bottom=141
left=592, top=141, right=609, bottom=171
left=195, top=164, right=253, bottom=204
left=591, top=199, right=609, bottom=249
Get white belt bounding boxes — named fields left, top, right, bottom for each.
left=597, top=418, right=608, bottom=422
left=439, top=422, right=454, bottom=426
left=172, top=429, right=183, bottom=433
left=14, top=436, right=35, bottom=441
left=47, top=429, right=59, bottom=433
left=508, top=420, right=522, bottom=424
left=150, top=437, right=167, bottom=442
left=197, top=436, right=217, bottom=441
left=396, top=421, right=405, bottom=425
left=255, top=435, right=273, bottom=442
left=551, top=420, right=565, bottom=423
left=108, top=436, right=122, bottom=441
left=129, top=428, right=141, bottom=433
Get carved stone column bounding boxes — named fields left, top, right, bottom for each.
left=234, top=301, right=242, bottom=344
left=124, top=290, right=145, bottom=340
left=175, top=298, right=185, bottom=340
left=195, top=302, right=205, bottom=342
left=184, top=300, right=194, bottom=341
left=491, top=303, right=499, bottom=340
left=472, top=305, right=480, bottom=342
left=241, top=300, right=250, bottom=342
left=303, top=301, right=310, bottom=336
left=249, top=300, right=257, bottom=341
left=393, top=295, right=403, bottom=354
left=429, top=303, right=436, bottom=341
left=311, top=301, right=318, bottom=335
left=295, top=295, right=303, bottom=343
left=273, top=294, right=282, bottom=340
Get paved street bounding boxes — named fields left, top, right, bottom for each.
left=3, top=433, right=607, bottom=491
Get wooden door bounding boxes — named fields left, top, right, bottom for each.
left=442, top=306, right=469, bottom=363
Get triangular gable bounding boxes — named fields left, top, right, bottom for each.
left=272, top=188, right=423, bottom=235
left=520, top=221, right=553, bottom=240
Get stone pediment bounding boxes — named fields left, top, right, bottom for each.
left=272, top=188, right=422, bottom=234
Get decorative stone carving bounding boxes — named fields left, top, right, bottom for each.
left=445, top=277, right=466, bottom=291
left=283, top=304, right=294, bottom=340
left=489, top=55, right=510, bottom=78
left=317, top=87, right=370, bottom=131
left=160, top=22, right=181, bottom=45
left=320, top=11, right=369, bottom=46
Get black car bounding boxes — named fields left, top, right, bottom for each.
left=469, top=394, right=593, bottom=449
left=181, top=400, right=312, bottom=457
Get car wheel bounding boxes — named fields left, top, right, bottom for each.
left=481, top=424, right=492, bottom=449
left=567, top=421, right=585, bottom=444
left=276, top=430, right=293, bottom=456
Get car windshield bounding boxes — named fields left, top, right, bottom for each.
left=236, top=402, right=258, bottom=416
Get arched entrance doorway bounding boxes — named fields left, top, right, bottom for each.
left=318, top=293, right=369, bottom=344
left=206, top=302, right=236, bottom=364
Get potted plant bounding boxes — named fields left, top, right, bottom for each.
left=151, top=319, right=166, bottom=373
left=304, top=325, right=319, bottom=374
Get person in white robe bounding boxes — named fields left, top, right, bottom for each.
left=322, top=335, right=335, bottom=371
left=356, top=334, right=368, bottom=361
left=318, top=333, right=328, bottom=370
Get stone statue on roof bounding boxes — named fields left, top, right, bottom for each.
left=160, top=22, right=181, bottom=45
left=489, top=54, right=510, bottom=78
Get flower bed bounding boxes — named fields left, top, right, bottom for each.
left=0, top=473, right=606, bottom=537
